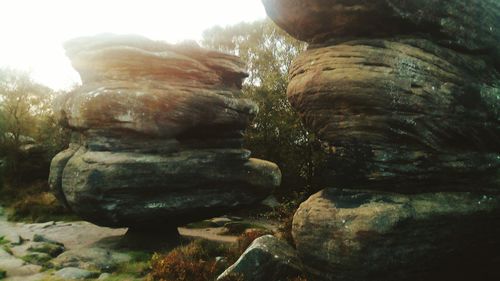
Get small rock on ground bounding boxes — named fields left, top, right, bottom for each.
left=217, top=235, right=303, bottom=281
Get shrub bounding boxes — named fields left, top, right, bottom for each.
left=3, top=182, right=74, bottom=223
left=146, top=240, right=228, bottom=281
left=9, top=192, right=61, bottom=221
left=225, top=229, right=273, bottom=264
left=147, top=231, right=272, bottom=281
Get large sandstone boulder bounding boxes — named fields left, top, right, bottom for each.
left=287, top=38, right=500, bottom=191
left=262, top=0, right=500, bottom=65
left=263, top=0, right=500, bottom=191
left=293, top=189, right=500, bottom=281
left=49, top=34, right=281, bottom=229
left=60, top=34, right=255, bottom=138
left=263, top=0, right=500, bottom=280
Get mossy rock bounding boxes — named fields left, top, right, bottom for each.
left=22, top=252, right=52, bottom=266
left=28, top=242, right=65, bottom=257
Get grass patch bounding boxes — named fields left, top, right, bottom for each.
left=0, top=269, right=6, bottom=279
left=112, top=250, right=152, bottom=279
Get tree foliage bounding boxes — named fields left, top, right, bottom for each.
left=0, top=68, right=69, bottom=187
left=202, top=20, right=326, bottom=194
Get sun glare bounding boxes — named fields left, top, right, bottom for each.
left=0, top=0, right=266, bottom=90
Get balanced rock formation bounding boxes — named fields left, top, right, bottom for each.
left=49, top=34, right=281, bottom=229
left=262, top=0, right=500, bottom=280
left=263, top=0, right=500, bottom=190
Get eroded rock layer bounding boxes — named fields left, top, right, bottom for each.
left=263, top=0, right=500, bottom=65
left=263, top=0, right=500, bottom=279
left=49, top=34, right=281, bottom=228
left=293, top=189, right=500, bottom=281
left=288, top=39, right=500, bottom=191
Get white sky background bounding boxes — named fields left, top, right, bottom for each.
left=0, top=0, right=267, bottom=90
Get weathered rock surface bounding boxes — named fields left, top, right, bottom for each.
left=293, top=189, right=500, bottom=281
left=288, top=39, right=500, bottom=191
left=50, top=34, right=281, bottom=228
left=51, top=247, right=131, bottom=272
left=27, top=241, right=65, bottom=257
left=60, top=34, right=254, bottom=137
left=0, top=248, right=42, bottom=278
left=54, top=267, right=99, bottom=280
left=264, top=1, right=500, bottom=280
left=217, top=235, right=303, bottom=281
left=54, top=146, right=279, bottom=228
left=262, top=0, right=500, bottom=65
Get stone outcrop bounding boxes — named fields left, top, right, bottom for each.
left=263, top=0, right=500, bottom=190
left=217, top=235, right=303, bottom=281
left=288, top=38, right=500, bottom=191
left=293, top=189, right=500, bottom=281
left=263, top=0, right=500, bottom=280
left=49, top=34, right=281, bottom=229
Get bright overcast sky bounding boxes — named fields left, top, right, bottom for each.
left=0, top=0, right=267, bottom=90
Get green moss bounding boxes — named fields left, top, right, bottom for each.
left=2, top=245, right=13, bottom=255
left=0, top=269, right=6, bottom=280
left=0, top=236, right=8, bottom=245
left=28, top=242, right=64, bottom=257
left=22, top=252, right=52, bottom=267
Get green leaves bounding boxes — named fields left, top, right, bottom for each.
left=0, top=68, right=70, bottom=186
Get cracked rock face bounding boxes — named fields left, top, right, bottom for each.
left=49, top=34, right=281, bottom=228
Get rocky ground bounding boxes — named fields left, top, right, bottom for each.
left=0, top=206, right=261, bottom=281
